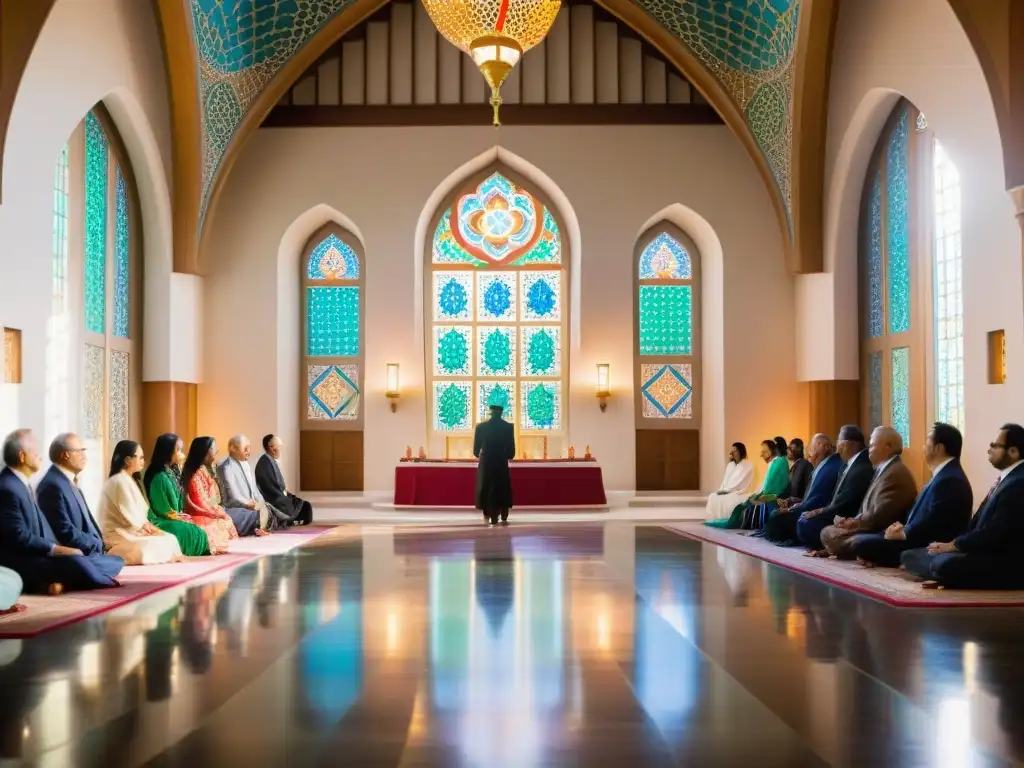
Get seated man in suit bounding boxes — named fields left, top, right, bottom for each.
left=0, top=429, right=123, bottom=594
left=797, top=425, right=874, bottom=553
left=255, top=435, right=313, bottom=527
left=36, top=433, right=105, bottom=556
left=902, top=423, right=1024, bottom=589
left=819, top=426, right=918, bottom=559
left=764, top=434, right=842, bottom=546
left=852, top=423, right=972, bottom=568
left=219, top=435, right=293, bottom=532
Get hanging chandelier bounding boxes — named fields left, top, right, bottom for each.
left=421, top=0, right=562, bottom=126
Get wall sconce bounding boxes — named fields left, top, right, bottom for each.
left=385, top=363, right=400, bottom=412
left=596, top=363, right=610, bottom=412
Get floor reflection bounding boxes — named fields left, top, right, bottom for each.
left=0, top=523, right=1021, bottom=766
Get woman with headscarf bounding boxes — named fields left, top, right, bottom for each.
left=182, top=437, right=262, bottom=545
left=99, top=440, right=183, bottom=565
left=705, top=438, right=790, bottom=529
left=143, top=434, right=215, bottom=556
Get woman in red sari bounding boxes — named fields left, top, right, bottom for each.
left=181, top=437, right=242, bottom=552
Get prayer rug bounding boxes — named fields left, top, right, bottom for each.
left=668, top=523, right=1024, bottom=608
left=0, top=527, right=338, bottom=638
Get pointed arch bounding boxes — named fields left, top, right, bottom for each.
left=423, top=163, right=569, bottom=458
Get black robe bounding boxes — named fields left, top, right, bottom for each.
left=254, top=454, right=314, bottom=525
left=473, top=416, right=516, bottom=512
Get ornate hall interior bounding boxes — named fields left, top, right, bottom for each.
left=1, top=0, right=1024, bottom=764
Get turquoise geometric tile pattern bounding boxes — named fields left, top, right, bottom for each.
left=191, top=1, right=803, bottom=237
left=306, top=286, right=360, bottom=356
left=84, top=112, right=108, bottom=335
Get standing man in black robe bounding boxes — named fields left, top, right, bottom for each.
left=473, top=405, right=516, bottom=526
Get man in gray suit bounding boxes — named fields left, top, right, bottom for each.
left=218, top=435, right=290, bottom=531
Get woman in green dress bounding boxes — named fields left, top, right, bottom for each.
left=706, top=439, right=790, bottom=530
left=143, top=433, right=214, bottom=556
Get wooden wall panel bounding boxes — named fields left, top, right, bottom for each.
left=389, top=1, right=413, bottom=105
left=546, top=7, right=570, bottom=104
left=300, top=430, right=364, bottom=491
left=619, top=37, right=643, bottom=104
left=569, top=4, right=595, bottom=104
left=365, top=21, right=389, bottom=105
left=595, top=21, right=619, bottom=104
left=413, top=0, right=437, bottom=104
left=141, top=382, right=197, bottom=457
left=635, top=430, right=700, bottom=491
left=808, top=379, right=860, bottom=442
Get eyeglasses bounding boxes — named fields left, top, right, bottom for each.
left=990, top=442, right=1007, bottom=449
left=66, top=448, right=87, bottom=454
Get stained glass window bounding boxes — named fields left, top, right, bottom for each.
left=886, top=109, right=910, bottom=335
left=83, top=343, right=105, bottom=440
left=428, top=171, right=565, bottom=435
left=891, top=347, right=910, bottom=445
left=108, top=350, right=129, bottom=444
left=636, top=228, right=698, bottom=421
left=113, top=165, right=130, bottom=338
left=933, top=140, right=963, bottom=431
left=84, top=112, right=108, bottom=335
left=303, top=230, right=363, bottom=423
left=47, top=145, right=70, bottom=441
left=867, top=168, right=883, bottom=338
left=868, top=351, right=883, bottom=430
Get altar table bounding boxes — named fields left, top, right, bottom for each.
left=393, top=461, right=607, bottom=508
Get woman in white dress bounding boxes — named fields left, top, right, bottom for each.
left=704, top=442, right=755, bottom=521
left=100, top=440, right=184, bottom=565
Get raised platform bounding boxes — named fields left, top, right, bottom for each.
left=669, top=522, right=1024, bottom=608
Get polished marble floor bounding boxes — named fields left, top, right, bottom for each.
left=1, top=522, right=1022, bottom=767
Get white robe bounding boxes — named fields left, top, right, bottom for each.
left=100, top=473, right=183, bottom=565
left=704, top=459, right=755, bottom=521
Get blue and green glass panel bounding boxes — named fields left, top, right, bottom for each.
left=84, top=112, right=108, bottom=335
left=868, top=350, right=883, bottom=430
left=113, top=165, right=130, bottom=338
left=433, top=272, right=473, bottom=321
left=433, top=381, right=472, bottom=431
left=520, top=382, right=561, bottom=430
left=891, top=346, right=910, bottom=446
left=639, top=285, right=692, bottom=355
left=433, top=326, right=472, bottom=377
left=476, top=272, right=516, bottom=321
left=307, top=233, right=359, bottom=280
left=520, top=272, right=560, bottom=321
left=477, top=327, right=515, bottom=377
left=867, top=167, right=883, bottom=338
left=639, top=233, right=691, bottom=280
left=477, top=381, right=515, bottom=423
left=306, top=286, right=359, bottom=356
left=520, top=327, right=560, bottom=377
left=886, top=109, right=910, bottom=335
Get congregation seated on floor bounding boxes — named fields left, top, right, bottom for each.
left=0, top=425, right=316, bottom=601
left=707, top=420, right=1024, bottom=591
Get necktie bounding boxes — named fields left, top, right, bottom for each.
left=977, top=475, right=1002, bottom=517
left=72, top=477, right=99, bottom=536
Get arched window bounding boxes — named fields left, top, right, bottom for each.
left=426, top=170, right=566, bottom=459
left=301, top=225, right=365, bottom=490
left=633, top=224, right=701, bottom=490
left=51, top=108, right=142, bottom=505
left=860, top=101, right=962, bottom=477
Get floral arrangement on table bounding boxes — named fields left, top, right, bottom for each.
left=399, top=445, right=596, bottom=462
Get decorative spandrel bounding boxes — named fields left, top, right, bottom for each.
left=306, top=286, right=360, bottom=357
left=639, top=233, right=692, bottom=280
left=307, top=364, right=360, bottom=420
left=84, top=113, right=108, bottom=335
left=433, top=326, right=472, bottom=377
left=520, top=327, right=561, bottom=377
left=868, top=351, right=883, bottom=430
left=113, top=166, right=130, bottom=339
left=867, top=168, right=883, bottom=339
left=307, top=234, right=360, bottom=280
left=83, top=344, right=105, bottom=440
left=476, top=272, right=516, bottom=322
left=639, top=285, right=692, bottom=356
left=520, top=381, right=561, bottom=430
left=477, top=326, right=516, bottom=377
left=433, top=380, right=472, bottom=431
left=891, top=346, right=910, bottom=446
left=886, top=109, right=910, bottom=335
left=108, top=350, right=129, bottom=444
left=477, top=381, right=516, bottom=424
left=520, top=272, right=561, bottom=321
left=640, top=363, right=693, bottom=419
left=434, top=272, right=474, bottom=322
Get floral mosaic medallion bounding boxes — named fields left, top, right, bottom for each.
left=641, top=364, right=693, bottom=419
left=307, top=364, right=359, bottom=420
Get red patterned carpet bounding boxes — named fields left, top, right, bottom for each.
left=0, top=527, right=337, bottom=638
left=667, top=523, right=1024, bottom=607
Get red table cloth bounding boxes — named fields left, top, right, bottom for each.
left=393, top=461, right=607, bottom=508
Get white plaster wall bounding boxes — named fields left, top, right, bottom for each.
left=0, top=0, right=176, bottom=447
left=818, top=0, right=1018, bottom=483
left=201, top=124, right=805, bottom=492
